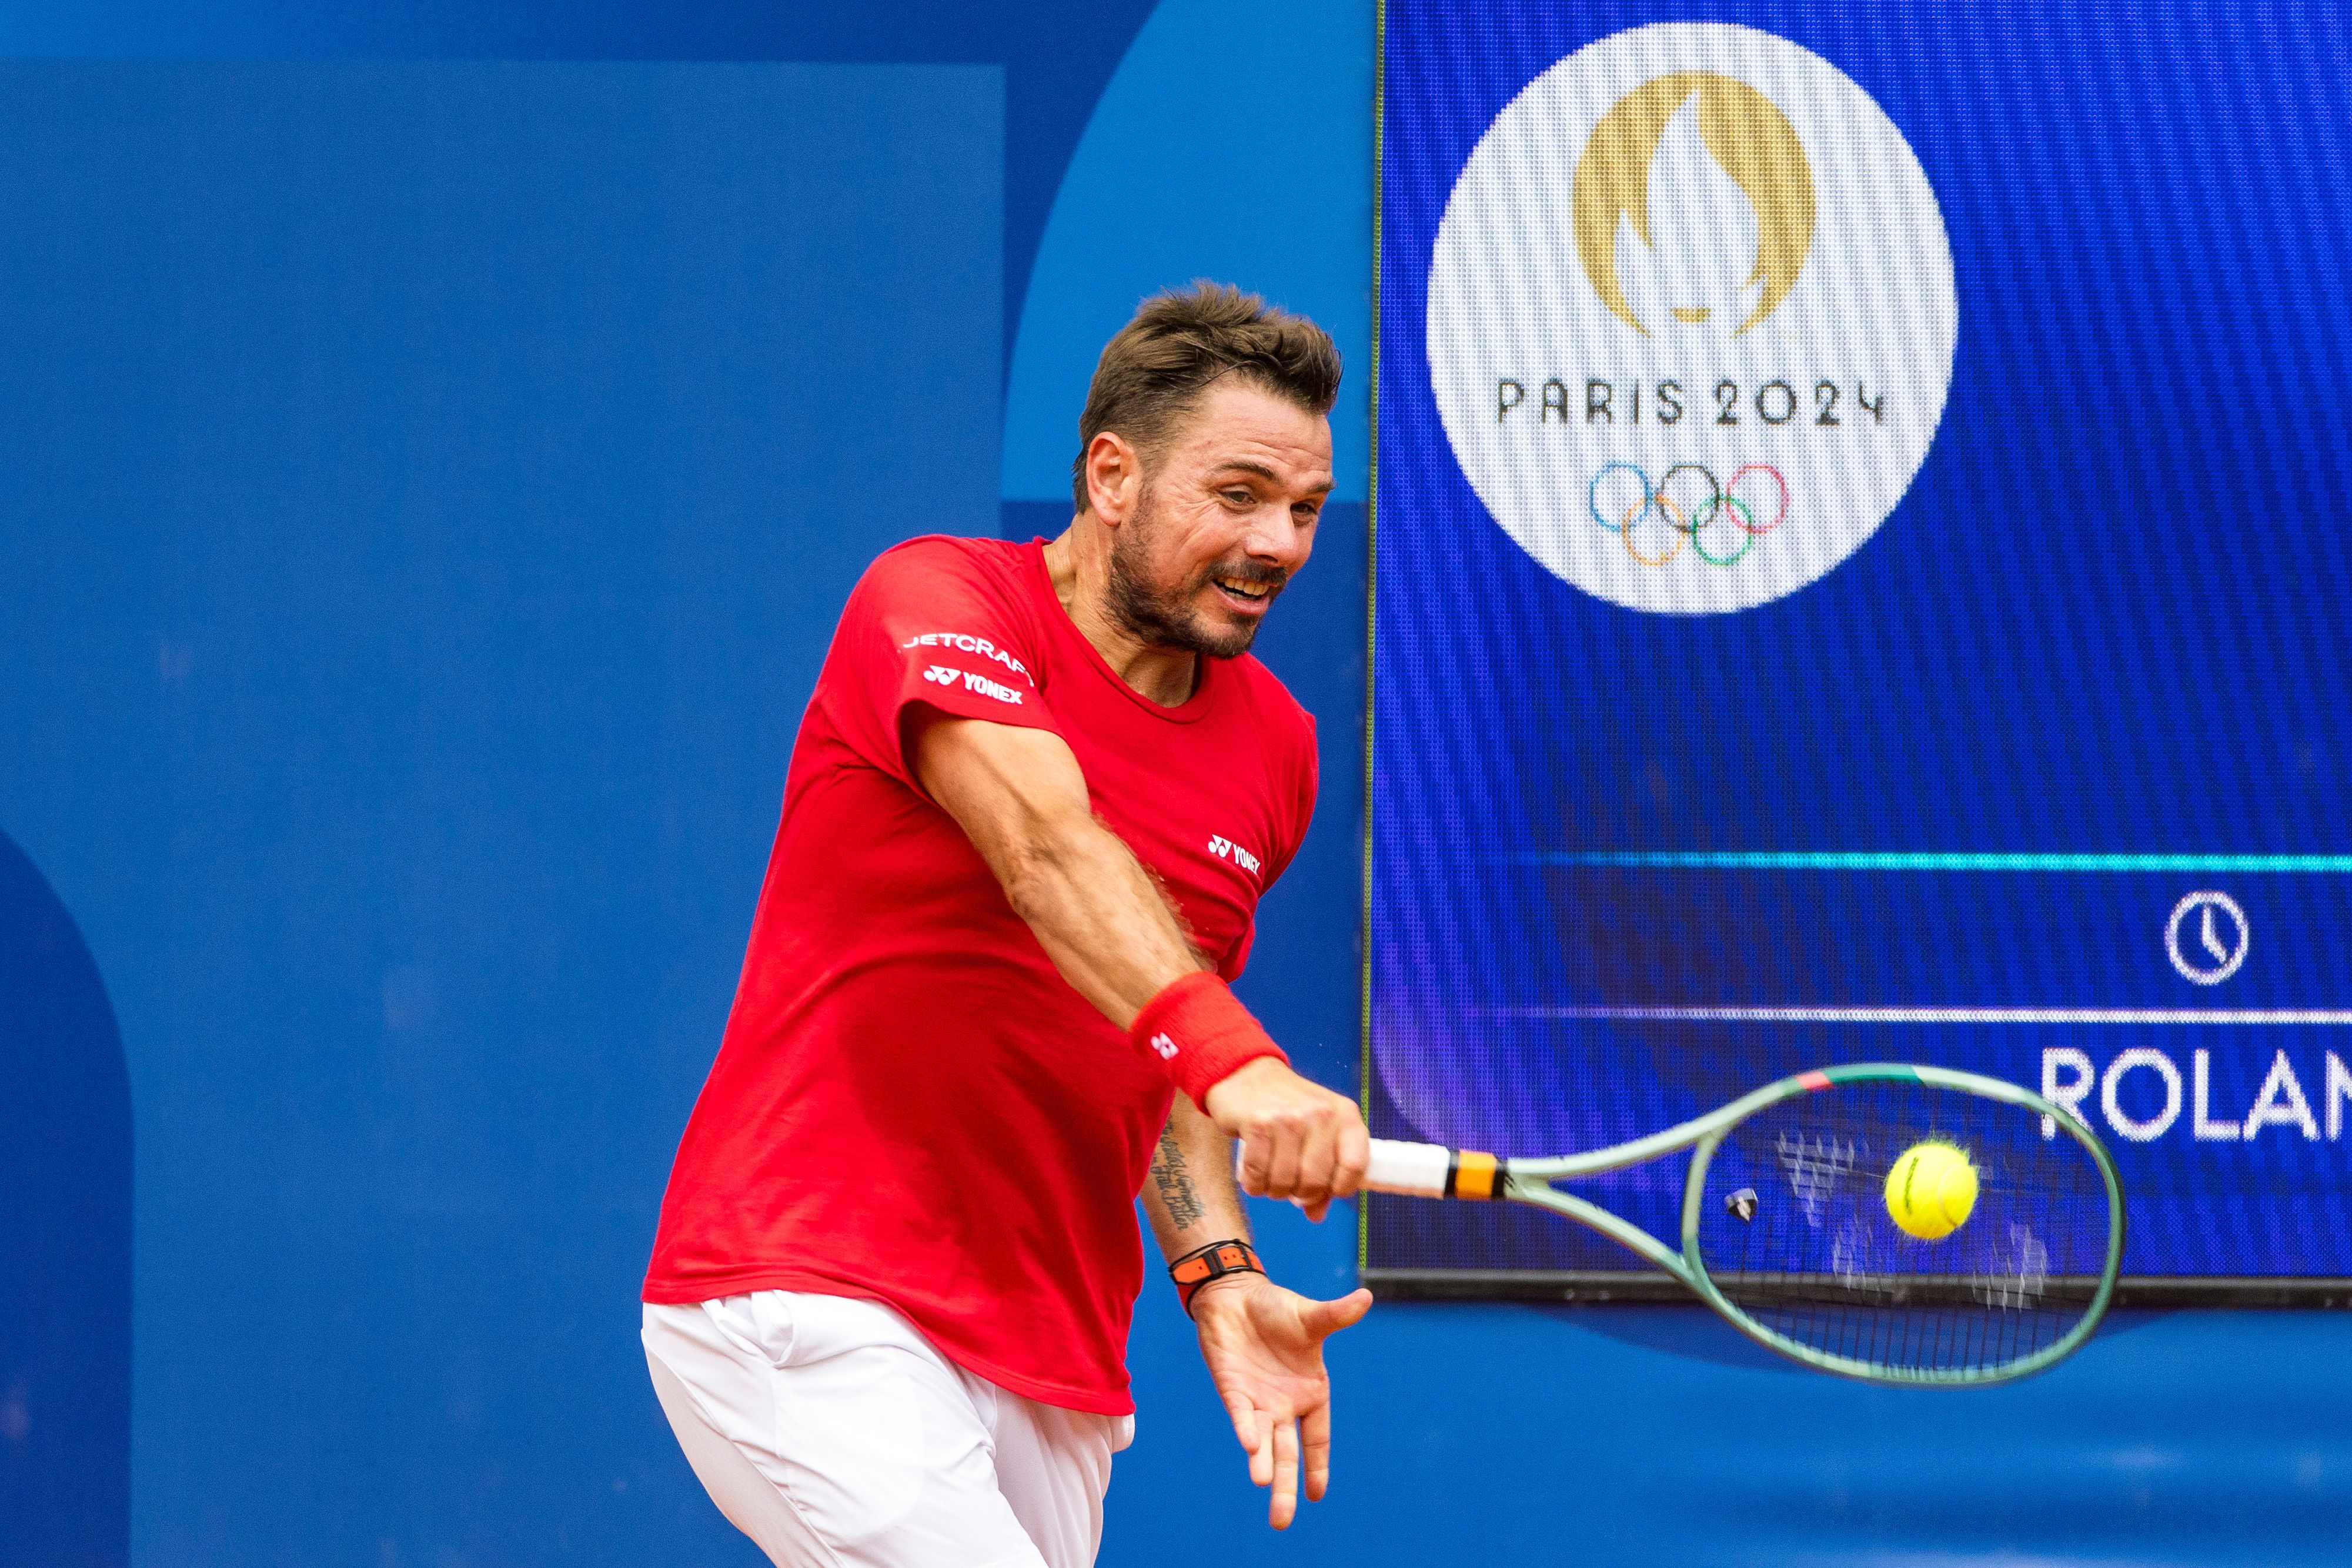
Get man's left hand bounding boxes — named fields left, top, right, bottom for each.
left=1189, top=1273, right=1374, bottom=1529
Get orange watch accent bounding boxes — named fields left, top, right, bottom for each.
left=1168, top=1239, right=1265, bottom=1316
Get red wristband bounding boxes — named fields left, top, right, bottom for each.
left=1129, top=971, right=1288, bottom=1109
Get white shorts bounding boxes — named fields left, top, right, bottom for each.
left=642, top=1293, right=1133, bottom=1568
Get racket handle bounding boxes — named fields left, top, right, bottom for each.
left=1364, top=1138, right=1454, bottom=1196
left=1228, top=1138, right=1496, bottom=1201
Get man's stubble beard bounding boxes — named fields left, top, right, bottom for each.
left=1102, top=486, right=1283, bottom=661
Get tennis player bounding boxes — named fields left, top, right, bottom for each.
left=642, top=283, right=1373, bottom=1567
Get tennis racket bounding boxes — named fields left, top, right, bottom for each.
left=1364, top=1062, right=2124, bottom=1385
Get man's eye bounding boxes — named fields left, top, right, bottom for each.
left=1222, top=489, right=1254, bottom=506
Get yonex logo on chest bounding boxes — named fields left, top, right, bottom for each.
left=1207, top=835, right=1262, bottom=875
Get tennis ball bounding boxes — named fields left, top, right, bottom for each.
left=1885, top=1140, right=1978, bottom=1241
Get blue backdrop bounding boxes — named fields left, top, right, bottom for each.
left=0, top=4, right=2345, bottom=1566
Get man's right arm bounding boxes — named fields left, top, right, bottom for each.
left=910, top=712, right=1367, bottom=1208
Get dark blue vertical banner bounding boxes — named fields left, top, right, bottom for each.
left=0, top=831, right=132, bottom=1568
left=1369, top=2, right=2352, bottom=1285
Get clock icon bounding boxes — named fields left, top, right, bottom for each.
left=2166, top=891, right=2249, bottom=985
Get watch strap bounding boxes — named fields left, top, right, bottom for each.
left=1168, top=1238, right=1265, bottom=1316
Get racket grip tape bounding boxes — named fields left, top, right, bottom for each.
left=1365, top=1138, right=1509, bottom=1200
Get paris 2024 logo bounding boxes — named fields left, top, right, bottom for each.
left=1427, top=24, right=1957, bottom=614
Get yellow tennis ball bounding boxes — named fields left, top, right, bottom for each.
left=1885, top=1141, right=1979, bottom=1241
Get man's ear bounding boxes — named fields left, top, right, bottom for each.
left=1084, top=431, right=1143, bottom=526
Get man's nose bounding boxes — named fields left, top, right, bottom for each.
left=1244, top=507, right=1310, bottom=570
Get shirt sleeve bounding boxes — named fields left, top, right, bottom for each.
left=817, top=539, right=1063, bottom=791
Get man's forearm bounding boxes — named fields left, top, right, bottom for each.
left=913, top=714, right=1367, bottom=1208
left=1142, top=1092, right=1250, bottom=1259
left=911, top=716, right=1202, bottom=1027
left=1000, top=811, right=1208, bottom=1028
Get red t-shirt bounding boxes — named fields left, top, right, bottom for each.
left=643, top=536, right=1318, bottom=1414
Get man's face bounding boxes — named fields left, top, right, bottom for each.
left=1104, top=380, right=1335, bottom=659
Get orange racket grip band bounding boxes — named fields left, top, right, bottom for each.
left=1129, top=971, right=1289, bottom=1110
left=1168, top=1238, right=1264, bottom=1316
left=1448, top=1149, right=1506, bottom=1200
left=1362, top=1139, right=1509, bottom=1199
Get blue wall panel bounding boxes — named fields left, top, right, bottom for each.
left=1000, top=0, right=1375, bottom=503
left=0, top=61, right=999, bottom=1566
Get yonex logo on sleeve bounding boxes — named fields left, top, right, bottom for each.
left=1150, top=1032, right=1179, bottom=1060
left=921, top=666, right=1024, bottom=705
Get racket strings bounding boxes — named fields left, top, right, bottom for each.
left=1693, top=1082, right=2111, bottom=1376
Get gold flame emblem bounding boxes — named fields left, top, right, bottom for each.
left=1573, top=72, right=1815, bottom=337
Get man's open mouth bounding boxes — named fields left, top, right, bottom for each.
left=1212, top=573, right=1278, bottom=609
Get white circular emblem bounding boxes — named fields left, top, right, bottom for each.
left=1426, top=23, right=1958, bottom=614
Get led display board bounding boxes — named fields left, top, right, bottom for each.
left=1366, top=3, right=2352, bottom=1300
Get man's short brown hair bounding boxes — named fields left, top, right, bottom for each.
left=1071, top=282, right=1342, bottom=511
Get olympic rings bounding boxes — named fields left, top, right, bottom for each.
left=1586, top=463, right=1790, bottom=569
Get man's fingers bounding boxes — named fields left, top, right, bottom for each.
left=1300, top=1195, right=1332, bottom=1222
left=1289, top=1086, right=1367, bottom=1206
left=1332, top=1114, right=1370, bottom=1199
left=1298, top=1286, right=1375, bottom=1342
left=1237, top=1128, right=1271, bottom=1198
left=1212, top=1064, right=1375, bottom=1207
left=1302, top=1399, right=1332, bottom=1503
left=1248, top=1410, right=1275, bottom=1489
left=1294, top=1118, right=1338, bottom=1206
left=1264, top=1123, right=1302, bottom=1201
left=1224, top=1392, right=1259, bottom=1456
left=1268, top=1415, right=1300, bottom=1530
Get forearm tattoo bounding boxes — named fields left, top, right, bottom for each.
left=1151, top=1123, right=1207, bottom=1232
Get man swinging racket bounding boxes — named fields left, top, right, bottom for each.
left=643, top=283, right=1374, bottom=1568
